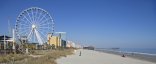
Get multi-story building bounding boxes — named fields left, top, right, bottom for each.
left=61, top=40, right=66, bottom=48
left=66, top=41, right=75, bottom=48
left=48, top=34, right=61, bottom=48
left=47, top=33, right=67, bottom=48
left=0, top=35, right=13, bottom=50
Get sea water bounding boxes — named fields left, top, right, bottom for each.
left=119, top=48, right=156, bottom=55
left=95, top=48, right=156, bottom=56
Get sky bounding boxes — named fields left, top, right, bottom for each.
left=0, top=0, right=156, bottom=48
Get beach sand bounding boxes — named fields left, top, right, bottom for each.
left=57, top=49, right=156, bottom=64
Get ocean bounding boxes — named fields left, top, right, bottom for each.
left=120, top=48, right=156, bottom=54
left=95, top=48, right=156, bottom=56
left=119, top=48, right=156, bottom=55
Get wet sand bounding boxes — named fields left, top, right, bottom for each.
left=96, top=49, right=156, bottom=63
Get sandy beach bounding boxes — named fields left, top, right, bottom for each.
left=57, top=49, right=156, bottom=64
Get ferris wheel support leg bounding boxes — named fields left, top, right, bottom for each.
left=27, top=29, right=33, bottom=40
left=34, top=29, right=43, bottom=45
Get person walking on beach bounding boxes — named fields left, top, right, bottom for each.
left=79, top=51, right=81, bottom=56
left=122, top=54, right=126, bottom=57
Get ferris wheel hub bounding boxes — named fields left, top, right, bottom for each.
left=32, top=24, right=36, bottom=29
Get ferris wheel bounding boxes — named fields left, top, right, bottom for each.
left=15, top=7, right=54, bottom=45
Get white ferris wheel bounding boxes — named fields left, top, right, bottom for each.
left=15, top=7, right=54, bottom=45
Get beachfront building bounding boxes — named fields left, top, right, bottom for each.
left=0, top=35, right=13, bottom=50
left=66, top=41, right=75, bottom=48
left=47, top=34, right=61, bottom=48
left=75, top=44, right=82, bottom=49
left=83, top=46, right=95, bottom=50
left=61, top=40, right=66, bottom=48
left=48, top=35, right=61, bottom=48
left=0, top=35, right=15, bottom=53
left=47, top=33, right=67, bottom=48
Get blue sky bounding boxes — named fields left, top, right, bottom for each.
left=0, top=0, right=156, bottom=48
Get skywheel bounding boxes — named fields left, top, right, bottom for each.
left=15, top=7, right=54, bottom=45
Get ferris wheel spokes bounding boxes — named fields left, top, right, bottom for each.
left=38, top=13, right=48, bottom=24
left=25, top=10, right=33, bottom=24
